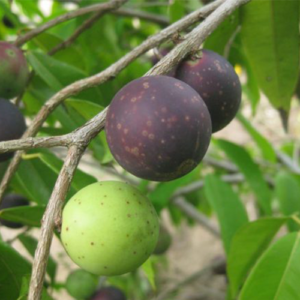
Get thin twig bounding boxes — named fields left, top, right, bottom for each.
left=0, top=0, right=224, bottom=204
left=113, top=8, right=169, bottom=26
left=173, top=196, right=220, bottom=237
left=153, top=258, right=226, bottom=300
left=14, top=0, right=128, bottom=47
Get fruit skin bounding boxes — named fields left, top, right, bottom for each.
left=66, top=269, right=98, bottom=299
left=89, top=287, right=126, bottom=300
left=153, top=225, right=172, bottom=255
left=175, top=49, right=241, bottom=133
left=106, top=75, right=211, bottom=182
left=61, top=181, right=159, bottom=276
left=0, top=41, right=29, bottom=99
left=0, top=194, right=29, bottom=228
left=0, top=98, right=26, bottom=162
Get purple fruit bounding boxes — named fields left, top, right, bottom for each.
left=0, top=41, right=29, bottom=99
left=106, top=75, right=211, bottom=182
left=175, top=49, right=241, bottom=133
left=0, top=194, right=29, bottom=228
left=89, top=287, right=126, bottom=300
left=0, top=98, right=26, bottom=162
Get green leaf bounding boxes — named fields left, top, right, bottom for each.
left=18, top=234, right=57, bottom=282
left=204, top=11, right=239, bottom=56
left=168, top=0, right=185, bottom=23
left=66, top=99, right=104, bottom=120
left=0, top=241, right=31, bottom=300
left=0, top=206, right=45, bottom=227
left=148, top=167, right=199, bottom=211
left=217, top=139, right=272, bottom=215
left=239, top=232, right=300, bottom=300
left=237, top=114, right=276, bottom=162
left=142, top=258, right=156, bottom=290
left=240, top=0, right=299, bottom=111
left=275, top=172, right=300, bottom=231
left=204, top=175, right=248, bottom=254
left=228, top=217, right=288, bottom=297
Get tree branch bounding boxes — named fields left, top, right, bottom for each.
left=0, top=0, right=224, bottom=204
left=112, top=8, right=169, bottom=26
left=173, top=196, right=220, bottom=237
left=14, top=0, right=128, bottom=47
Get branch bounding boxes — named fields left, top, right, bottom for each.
left=28, top=111, right=107, bottom=300
left=112, top=8, right=169, bottom=26
left=173, top=196, right=220, bottom=237
left=14, top=0, right=128, bottom=47
left=48, top=10, right=108, bottom=56
left=28, top=145, right=84, bottom=300
left=0, top=0, right=224, bottom=203
left=153, top=258, right=226, bottom=300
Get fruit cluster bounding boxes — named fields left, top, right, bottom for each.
left=61, top=48, right=241, bottom=278
left=0, top=41, right=29, bottom=162
left=105, top=49, right=241, bottom=182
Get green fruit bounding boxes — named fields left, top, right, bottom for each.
left=0, top=42, right=29, bottom=99
left=66, top=269, right=97, bottom=300
left=61, top=181, right=159, bottom=276
left=153, top=225, right=172, bottom=255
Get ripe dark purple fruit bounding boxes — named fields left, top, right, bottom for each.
left=0, top=98, right=26, bottom=162
left=0, top=194, right=29, bottom=228
left=0, top=41, right=29, bottom=99
left=89, top=287, right=126, bottom=300
left=106, top=76, right=211, bottom=182
left=175, top=49, right=241, bottom=133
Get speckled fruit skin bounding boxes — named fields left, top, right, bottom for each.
left=61, top=181, right=159, bottom=276
left=106, top=76, right=212, bottom=182
left=66, top=269, right=97, bottom=299
left=89, top=287, right=126, bottom=300
left=0, top=98, right=26, bottom=162
left=0, top=41, right=29, bottom=99
left=175, top=49, right=241, bottom=133
left=0, top=194, right=29, bottom=228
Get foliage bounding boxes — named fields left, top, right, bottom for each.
left=0, top=0, right=299, bottom=300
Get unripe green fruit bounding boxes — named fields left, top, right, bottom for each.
left=153, top=225, right=172, bottom=255
left=66, top=269, right=97, bottom=300
left=61, top=181, right=159, bottom=276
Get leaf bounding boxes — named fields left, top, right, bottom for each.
left=240, top=0, right=299, bottom=111
left=0, top=206, right=45, bottom=227
left=168, top=0, right=185, bottom=23
left=275, top=172, right=300, bottom=231
left=237, top=114, right=276, bottom=162
left=228, top=217, right=288, bottom=297
left=239, top=232, right=300, bottom=300
left=217, top=139, right=272, bottom=215
left=0, top=241, right=31, bottom=300
left=204, top=175, right=248, bottom=254
left=148, top=167, right=200, bottom=212
left=18, top=234, right=57, bottom=282
left=204, top=11, right=239, bottom=56
left=142, top=258, right=156, bottom=290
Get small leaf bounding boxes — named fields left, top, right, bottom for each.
left=237, top=114, right=276, bottom=162
left=0, top=205, right=45, bottom=227
left=204, top=175, right=248, bottom=254
left=275, top=172, right=300, bottom=231
left=142, top=258, right=156, bottom=290
left=217, top=139, right=272, bottom=215
left=0, top=241, right=31, bottom=300
left=168, top=0, right=185, bottom=23
left=240, top=0, right=299, bottom=111
left=239, top=232, right=300, bottom=300
left=18, top=234, right=57, bottom=282
left=228, top=217, right=288, bottom=297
